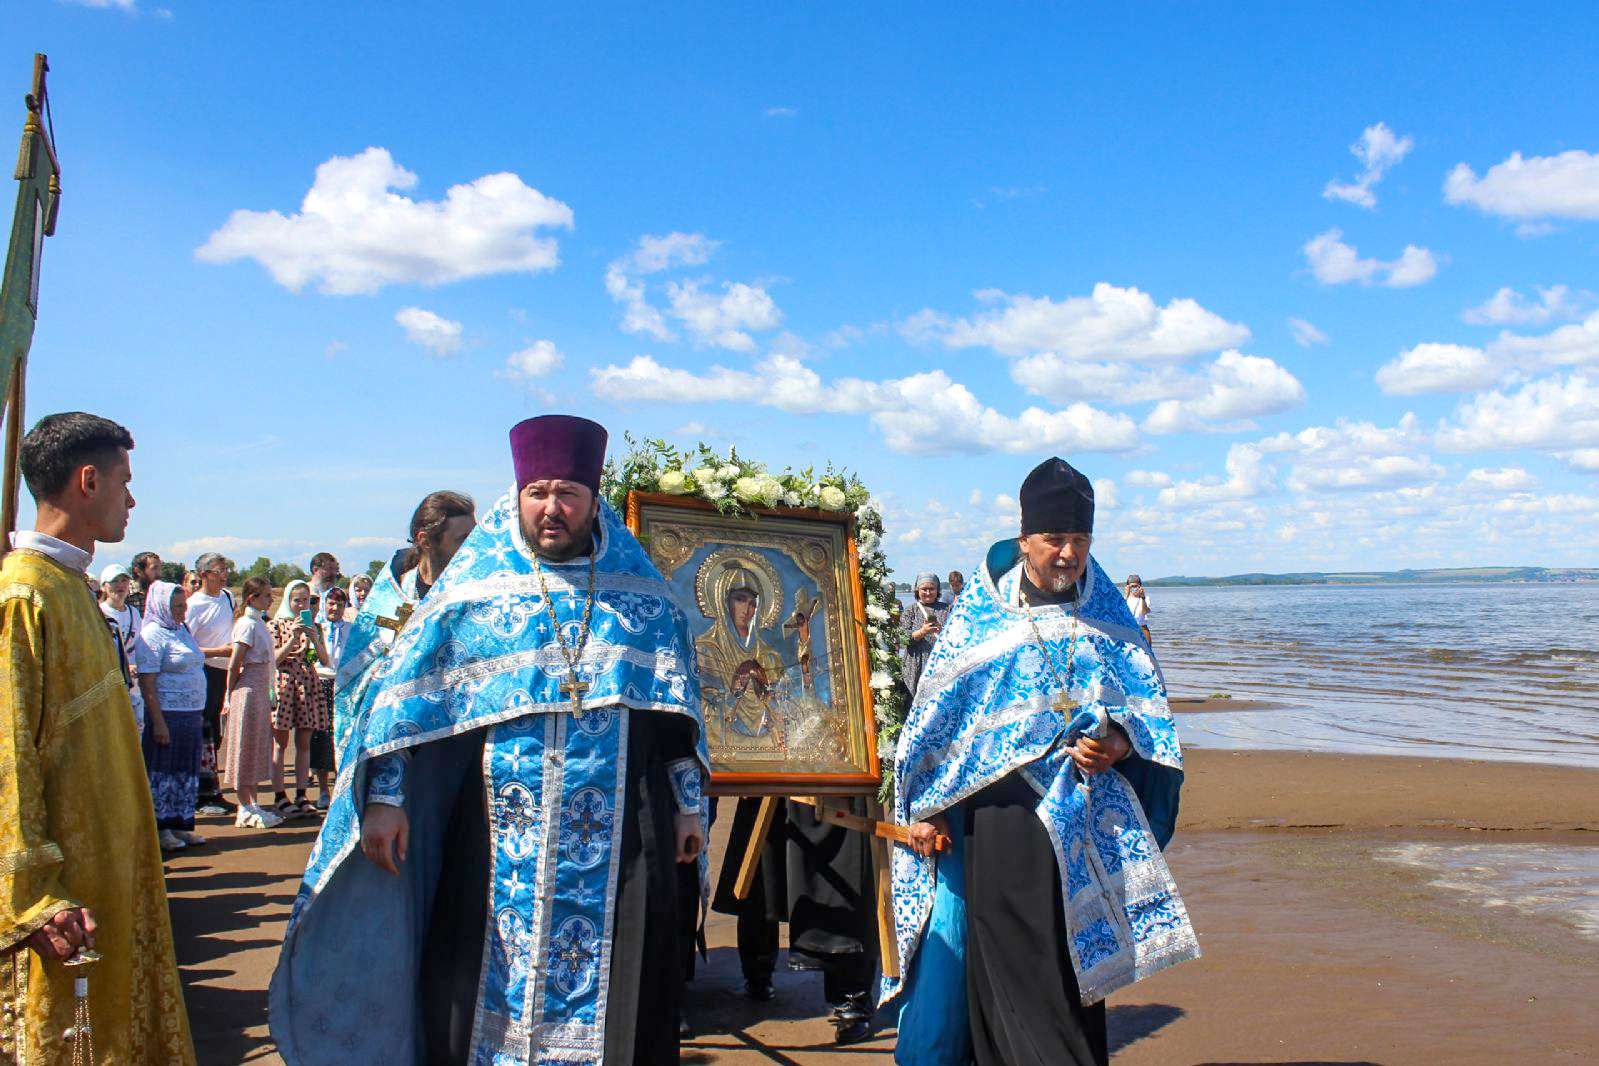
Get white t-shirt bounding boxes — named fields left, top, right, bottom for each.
left=1124, top=588, right=1151, bottom=626
left=186, top=589, right=236, bottom=669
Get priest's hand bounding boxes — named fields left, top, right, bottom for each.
left=674, top=812, right=704, bottom=863
left=27, top=907, right=96, bottom=962
left=362, top=803, right=409, bottom=875
left=907, top=812, right=950, bottom=857
left=1070, top=724, right=1131, bottom=775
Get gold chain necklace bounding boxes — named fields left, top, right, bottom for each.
left=533, top=549, right=597, bottom=711
left=1021, top=578, right=1082, bottom=712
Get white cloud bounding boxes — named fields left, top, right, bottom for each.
left=1323, top=122, right=1414, bottom=208
left=163, top=535, right=305, bottom=560
left=324, top=340, right=348, bottom=359
left=62, top=0, right=137, bottom=8
left=496, top=340, right=563, bottom=382
left=1375, top=342, right=1496, bottom=395
left=1288, top=317, right=1329, bottom=347
left=1444, top=149, right=1599, bottom=221
left=1125, top=470, right=1172, bottom=488
left=664, top=280, right=782, bottom=351
left=603, top=233, right=779, bottom=350
left=588, top=354, right=1139, bottom=456
left=904, top=283, right=1249, bottom=362
left=763, top=106, right=800, bottom=118
left=1489, top=310, right=1599, bottom=371
left=1435, top=374, right=1599, bottom=452
left=395, top=307, right=463, bottom=357
left=1260, top=415, right=1441, bottom=493
left=1302, top=228, right=1438, bottom=288
left=197, top=148, right=573, bottom=295
left=1463, top=467, right=1538, bottom=492
left=1142, top=352, right=1306, bottom=433
left=1161, top=415, right=1441, bottom=508
left=1158, top=444, right=1273, bottom=508
left=1463, top=285, right=1589, bottom=326
left=1561, top=449, right=1599, bottom=472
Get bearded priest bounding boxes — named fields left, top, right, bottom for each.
left=886, top=457, right=1198, bottom=1066
left=271, top=415, right=709, bottom=1066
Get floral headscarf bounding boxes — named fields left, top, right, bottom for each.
left=142, top=580, right=182, bottom=630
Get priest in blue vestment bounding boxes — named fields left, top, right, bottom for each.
left=886, top=458, right=1199, bottom=1066
left=272, top=415, right=709, bottom=1066
left=330, top=489, right=477, bottom=755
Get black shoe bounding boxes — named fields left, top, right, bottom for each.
left=744, top=978, right=775, bottom=1002
left=834, top=1017, right=873, bottom=1046
left=678, top=1012, right=692, bottom=1039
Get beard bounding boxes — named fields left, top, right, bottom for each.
left=1044, top=568, right=1076, bottom=593
left=522, top=510, right=596, bottom=562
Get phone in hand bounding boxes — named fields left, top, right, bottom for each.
left=298, top=609, right=315, bottom=627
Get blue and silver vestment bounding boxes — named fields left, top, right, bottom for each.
left=270, top=494, right=707, bottom=1066
left=884, top=540, right=1199, bottom=1016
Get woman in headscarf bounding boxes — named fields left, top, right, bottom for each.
left=136, top=581, right=208, bottom=852
left=268, top=579, right=331, bottom=818
left=899, top=572, right=951, bottom=698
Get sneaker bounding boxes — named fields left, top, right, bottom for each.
left=236, top=805, right=283, bottom=829
left=158, top=830, right=187, bottom=851
left=315, top=794, right=330, bottom=811
left=176, top=831, right=208, bottom=846
left=196, top=802, right=229, bottom=817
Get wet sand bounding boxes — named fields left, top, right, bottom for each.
left=166, top=749, right=1599, bottom=1063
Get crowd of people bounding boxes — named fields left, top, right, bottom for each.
left=88, top=551, right=374, bottom=845
left=2, top=409, right=1185, bottom=1066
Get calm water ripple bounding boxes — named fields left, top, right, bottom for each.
left=1146, top=583, right=1599, bottom=767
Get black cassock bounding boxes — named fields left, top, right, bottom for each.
left=418, top=711, right=696, bottom=1065
left=962, top=772, right=1108, bottom=1066
left=711, top=797, right=877, bottom=1000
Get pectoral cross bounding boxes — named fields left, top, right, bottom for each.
left=375, top=602, right=414, bottom=635
left=559, top=674, right=590, bottom=711
left=1052, top=689, right=1077, bottom=713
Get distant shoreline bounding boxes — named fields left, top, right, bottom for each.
left=1145, top=565, right=1599, bottom=587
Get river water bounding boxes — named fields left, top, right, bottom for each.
left=1146, top=583, right=1599, bottom=767
left=902, top=581, right=1599, bottom=767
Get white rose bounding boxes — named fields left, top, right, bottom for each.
left=869, top=670, right=894, bottom=691
left=732, top=476, right=780, bottom=506
left=818, top=485, right=848, bottom=510
left=658, top=470, right=692, bottom=495
left=690, top=465, right=719, bottom=488
left=704, top=482, right=728, bottom=500
left=716, top=463, right=741, bottom=480
left=782, top=490, right=803, bottom=507
left=865, top=603, right=890, bottom=623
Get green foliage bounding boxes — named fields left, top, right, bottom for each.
left=236, top=555, right=308, bottom=588
left=158, top=561, right=186, bottom=583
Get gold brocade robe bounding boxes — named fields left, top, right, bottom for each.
left=0, top=548, right=194, bottom=1064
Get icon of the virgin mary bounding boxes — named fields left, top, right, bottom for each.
left=694, top=558, right=789, bottom=750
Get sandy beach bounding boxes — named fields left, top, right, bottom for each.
left=166, top=747, right=1599, bottom=1064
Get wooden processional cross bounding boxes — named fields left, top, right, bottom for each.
left=0, top=54, right=61, bottom=556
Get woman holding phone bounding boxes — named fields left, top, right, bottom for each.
left=269, top=579, right=331, bottom=817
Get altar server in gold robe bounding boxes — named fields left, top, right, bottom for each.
left=0, top=412, right=195, bottom=1064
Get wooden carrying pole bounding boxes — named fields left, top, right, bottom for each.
left=729, top=794, right=950, bottom=981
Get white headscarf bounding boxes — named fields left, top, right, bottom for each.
left=275, top=579, right=311, bottom=621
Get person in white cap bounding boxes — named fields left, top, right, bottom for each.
left=99, top=562, right=146, bottom=731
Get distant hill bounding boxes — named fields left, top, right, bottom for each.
left=1147, top=566, right=1599, bottom=587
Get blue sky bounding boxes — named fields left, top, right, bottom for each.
left=16, top=2, right=1599, bottom=578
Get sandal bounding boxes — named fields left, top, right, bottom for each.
left=295, top=794, right=318, bottom=816
left=274, top=798, right=297, bottom=818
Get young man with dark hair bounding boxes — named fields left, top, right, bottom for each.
left=128, top=550, right=161, bottom=613
left=0, top=412, right=195, bottom=1062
